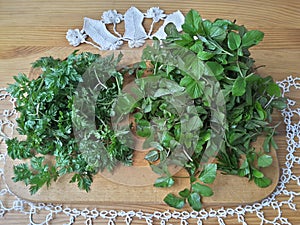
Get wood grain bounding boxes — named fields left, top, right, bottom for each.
left=0, top=0, right=300, bottom=224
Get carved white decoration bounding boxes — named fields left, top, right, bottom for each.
left=66, top=7, right=185, bottom=50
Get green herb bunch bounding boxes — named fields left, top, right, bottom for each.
left=128, top=9, right=286, bottom=210
left=7, top=52, right=133, bottom=194
left=6, top=9, right=286, bottom=210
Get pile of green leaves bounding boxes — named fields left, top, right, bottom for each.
left=125, top=9, right=286, bottom=210
left=7, top=52, right=133, bottom=193
left=6, top=9, right=286, bottom=210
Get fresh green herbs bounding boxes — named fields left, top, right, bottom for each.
left=6, top=9, right=286, bottom=210
left=131, top=9, right=286, bottom=209
left=7, top=52, right=133, bottom=194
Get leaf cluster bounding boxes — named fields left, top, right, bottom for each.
left=7, top=51, right=133, bottom=194
left=137, top=9, right=286, bottom=209
left=6, top=9, right=287, bottom=210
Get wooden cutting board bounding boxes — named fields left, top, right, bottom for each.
left=2, top=48, right=282, bottom=207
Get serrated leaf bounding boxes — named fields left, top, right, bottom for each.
left=182, top=9, right=203, bottom=35
left=258, top=154, right=273, bottom=167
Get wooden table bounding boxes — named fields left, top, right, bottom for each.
left=0, top=0, right=300, bottom=224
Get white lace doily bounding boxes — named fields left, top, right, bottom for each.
left=0, top=76, right=299, bottom=225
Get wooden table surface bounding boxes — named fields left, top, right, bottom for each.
left=1, top=0, right=300, bottom=224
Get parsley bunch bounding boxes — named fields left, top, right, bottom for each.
left=7, top=52, right=133, bottom=193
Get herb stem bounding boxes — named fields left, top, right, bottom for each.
left=183, top=147, right=193, bottom=162
left=206, top=36, right=234, bottom=56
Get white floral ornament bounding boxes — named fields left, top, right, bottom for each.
left=65, top=7, right=185, bottom=50
left=102, top=10, right=123, bottom=24
left=66, top=29, right=87, bottom=47
left=145, top=7, right=166, bottom=22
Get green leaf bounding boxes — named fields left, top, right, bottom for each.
left=154, top=176, right=175, bottom=188
left=209, top=26, right=226, bottom=42
left=136, top=120, right=152, bottom=137
left=164, top=193, right=185, bottom=209
left=133, top=112, right=143, bottom=120
left=164, top=23, right=180, bottom=38
left=253, top=169, right=264, bottom=178
left=255, top=101, right=266, bottom=120
left=175, top=33, right=194, bottom=46
left=242, top=30, right=264, bottom=47
left=30, top=157, right=45, bottom=171
left=190, top=41, right=203, bottom=53
left=199, top=164, right=217, bottom=184
left=254, top=177, right=272, bottom=188
left=266, top=82, right=281, bottom=97
left=144, top=150, right=159, bottom=162
left=187, top=192, right=202, bottom=211
left=197, top=51, right=215, bottom=60
left=150, top=164, right=164, bottom=175
left=232, top=76, right=246, bottom=96
left=180, top=75, right=204, bottom=99
left=263, top=136, right=271, bottom=152
left=270, top=136, right=278, bottom=150
left=149, top=141, right=164, bottom=151
left=206, top=61, right=224, bottom=76
left=182, top=9, right=203, bottom=35
left=192, top=182, right=213, bottom=197
left=186, top=116, right=203, bottom=131
left=258, top=154, right=273, bottom=167
left=270, top=99, right=287, bottom=110
left=238, top=159, right=250, bottom=177
left=227, top=32, right=241, bottom=50
left=179, top=188, right=190, bottom=198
